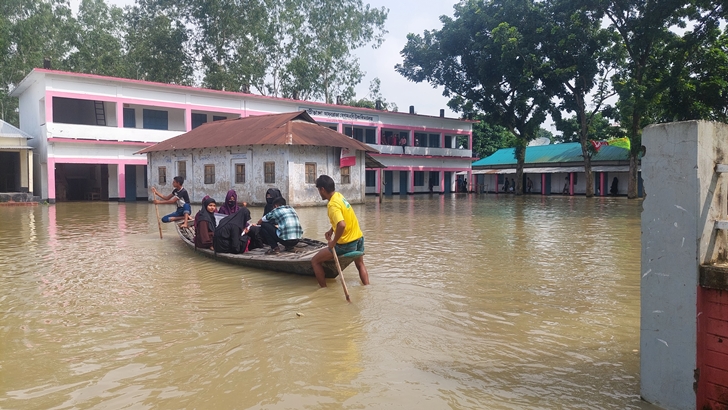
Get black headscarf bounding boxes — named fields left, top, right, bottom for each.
left=264, top=188, right=282, bottom=215
left=195, top=197, right=217, bottom=233
left=216, top=206, right=250, bottom=233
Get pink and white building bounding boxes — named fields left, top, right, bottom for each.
left=11, top=69, right=473, bottom=203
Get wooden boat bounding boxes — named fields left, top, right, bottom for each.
left=175, top=224, right=361, bottom=278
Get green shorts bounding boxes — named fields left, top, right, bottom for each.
left=334, top=237, right=364, bottom=256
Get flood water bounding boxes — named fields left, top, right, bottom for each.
left=0, top=195, right=657, bottom=409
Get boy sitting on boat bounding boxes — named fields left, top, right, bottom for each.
left=152, top=176, right=191, bottom=227
left=257, top=197, right=303, bottom=255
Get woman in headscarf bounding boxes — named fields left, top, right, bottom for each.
left=194, top=197, right=217, bottom=250
left=213, top=206, right=251, bottom=254
left=263, top=188, right=282, bottom=216
left=218, top=189, right=240, bottom=215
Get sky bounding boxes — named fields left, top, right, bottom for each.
left=69, top=0, right=461, bottom=119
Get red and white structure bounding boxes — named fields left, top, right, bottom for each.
left=11, top=69, right=473, bottom=203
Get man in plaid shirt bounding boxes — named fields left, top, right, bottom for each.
left=257, top=197, right=303, bottom=255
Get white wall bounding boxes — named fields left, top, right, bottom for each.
left=640, top=121, right=728, bottom=409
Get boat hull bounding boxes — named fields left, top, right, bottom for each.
left=176, top=225, right=358, bottom=278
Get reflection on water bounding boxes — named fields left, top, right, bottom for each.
left=0, top=196, right=656, bottom=409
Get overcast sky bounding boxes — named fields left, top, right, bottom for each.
left=69, top=0, right=460, bottom=118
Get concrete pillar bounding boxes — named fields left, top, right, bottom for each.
left=47, top=157, right=56, bottom=202
left=641, top=121, right=728, bottom=409
left=117, top=103, right=124, bottom=128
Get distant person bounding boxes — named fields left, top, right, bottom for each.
left=312, top=175, right=369, bottom=288
left=429, top=178, right=434, bottom=193
left=563, top=176, right=570, bottom=195
left=510, top=178, right=515, bottom=192
left=503, top=178, right=509, bottom=193
left=399, top=136, right=407, bottom=154
left=218, top=189, right=243, bottom=215
left=610, top=177, right=619, bottom=196
left=463, top=178, right=468, bottom=193
left=152, top=176, right=191, bottom=227
left=194, top=197, right=217, bottom=250
left=258, top=197, right=302, bottom=255
left=526, top=177, right=533, bottom=193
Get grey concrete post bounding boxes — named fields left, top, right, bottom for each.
left=641, top=121, right=728, bottom=409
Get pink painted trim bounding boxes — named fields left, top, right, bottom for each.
left=34, top=69, right=478, bottom=123
left=47, top=157, right=56, bottom=199
left=117, top=164, right=125, bottom=198
left=184, top=108, right=192, bottom=132
left=370, top=153, right=473, bottom=160
left=47, top=137, right=152, bottom=146
left=381, top=166, right=469, bottom=172
left=45, top=97, right=53, bottom=126
left=600, top=172, right=605, bottom=197
left=542, top=173, right=546, bottom=195
left=51, top=157, right=147, bottom=165
left=569, top=172, right=574, bottom=196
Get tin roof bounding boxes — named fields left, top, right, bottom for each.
left=138, top=111, right=378, bottom=154
left=471, top=142, right=630, bottom=168
left=0, top=120, right=33, bottom=140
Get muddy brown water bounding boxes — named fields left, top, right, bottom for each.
left=0, top=195, right=659, bottom=409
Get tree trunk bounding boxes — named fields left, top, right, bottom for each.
left=515, top=145, right=525, bottom=195
left=628, top=154, right=639, bottom=198
left=584, top=154, right=594, bottom=198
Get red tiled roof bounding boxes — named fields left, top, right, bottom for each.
left=138, top=111, right=378, bottom=154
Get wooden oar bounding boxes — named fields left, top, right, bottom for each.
left=152, top=189, right=163, bottom=239
left=331, top=249, right=350, bottom=302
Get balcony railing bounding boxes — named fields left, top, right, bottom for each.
left=371, top=144, right=472, bottom=157
left=46, top=123, right=183, bottom=144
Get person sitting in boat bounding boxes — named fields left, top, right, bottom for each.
left=218, top=189, right=246, bottom=215
left=263, top=187, right=282, bottom=216
left=214, top=206, right=251, bottom=254
left=152, top=176, right=191, bottom=227
left=257, top=197, right=302, bottom=255
left=194, top=197, right=217, bottom=250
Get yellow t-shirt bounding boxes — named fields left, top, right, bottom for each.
left=327, top=192, right=363, bottom=244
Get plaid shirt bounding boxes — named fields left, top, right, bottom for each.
left=262, top=205, right=303, bottom=241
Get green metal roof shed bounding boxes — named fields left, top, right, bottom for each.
left=472, top=142, right=630, bottom=169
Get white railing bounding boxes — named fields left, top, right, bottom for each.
left=46, top=123, right=184, bottom=144
left=371, top=144, right=472, bottom=157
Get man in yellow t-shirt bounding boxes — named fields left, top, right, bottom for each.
left=311, top=174, right=369, bottom=288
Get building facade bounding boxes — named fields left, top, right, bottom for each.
left=140, top=112, right=375, bottom=206
left=470, top=142, right=641, bottom=196
left=10, top=69, right=474, bottom=203
left=0, top=120, right=34, bottom=197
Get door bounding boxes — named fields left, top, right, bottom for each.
left=399, top=171, right=408, bottom=195
left=125, top=164, right=137, bottom=201
left=384, top=171, right=393, bottom=196
left=444, top=172, right=452, bottom=194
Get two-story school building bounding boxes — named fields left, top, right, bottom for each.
left=10, top=69, right=474, bottom=203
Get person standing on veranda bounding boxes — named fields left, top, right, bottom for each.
left=311, top=175, right=369, bottom=288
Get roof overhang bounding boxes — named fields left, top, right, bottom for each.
left=365, top=153, right=386, bottom=169
left=460, top=165, right=635, bottom=175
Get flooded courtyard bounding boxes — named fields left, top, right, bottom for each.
left=0, top=195, right=657, bottom=409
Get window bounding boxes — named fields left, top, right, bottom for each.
left=213, top=115, right=227, bottom=121
left=341, top=166, right=351, bottom=184
left=204, top=164, right=215, bottom=184
left=142, top=109, right=169, bottom=130
left=366, top=170, right=376, bottom=187
left=158, top=167, right=166, bottom=185
left=429, top=171, right=440, bottom=186
left=305, top=163, right=316, bottom=184
left=123, top=108, right=136, bottom=128
left=429, top=133, right=441, bottom=148
left=414, top=171, right=425, bottom=186
left=456, top=136, right=469, bottom=149
left=235, top=164, right=245, bottom=184
left=264, top=162, right=275, bottom=184
left=191, top=113, right=207, bottom=129
left=365, top=129, right=376, bottom=144
left=414, top=132, right=428, bottom=147
left=327, top=124, right=338, bottom=131
left=444, top=136, right=453, bottom=148
left=177, top=161, right=186, bottom=179
left=344, top=126, right=375, bottom=143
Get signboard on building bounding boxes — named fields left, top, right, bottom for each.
left=300, top=107, right=379, bottom=123
left=340, top=148, right=356, bottom=167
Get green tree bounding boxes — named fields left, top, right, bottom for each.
left=542, top=0, right=619, bottom=198
left=0, top=0, right=74, bottom=125
left=346, top=78, right=398, bottom=111
left=66, top=0, right=126, bottom=77
left=396, top=0, right=551, bottom=195
left=554, top=113, right=620, bottom=143
left=600, top=0, right=696, bottom=198
left=123, top=3, right=193, bottom=84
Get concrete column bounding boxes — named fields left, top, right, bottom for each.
left=184, top=108, right=192, bottom=131
left=47, top=157, right=56, bottom=202
left=117, top=103, right=124, bottom=128
left=641, top=121, right=728, bottom=410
